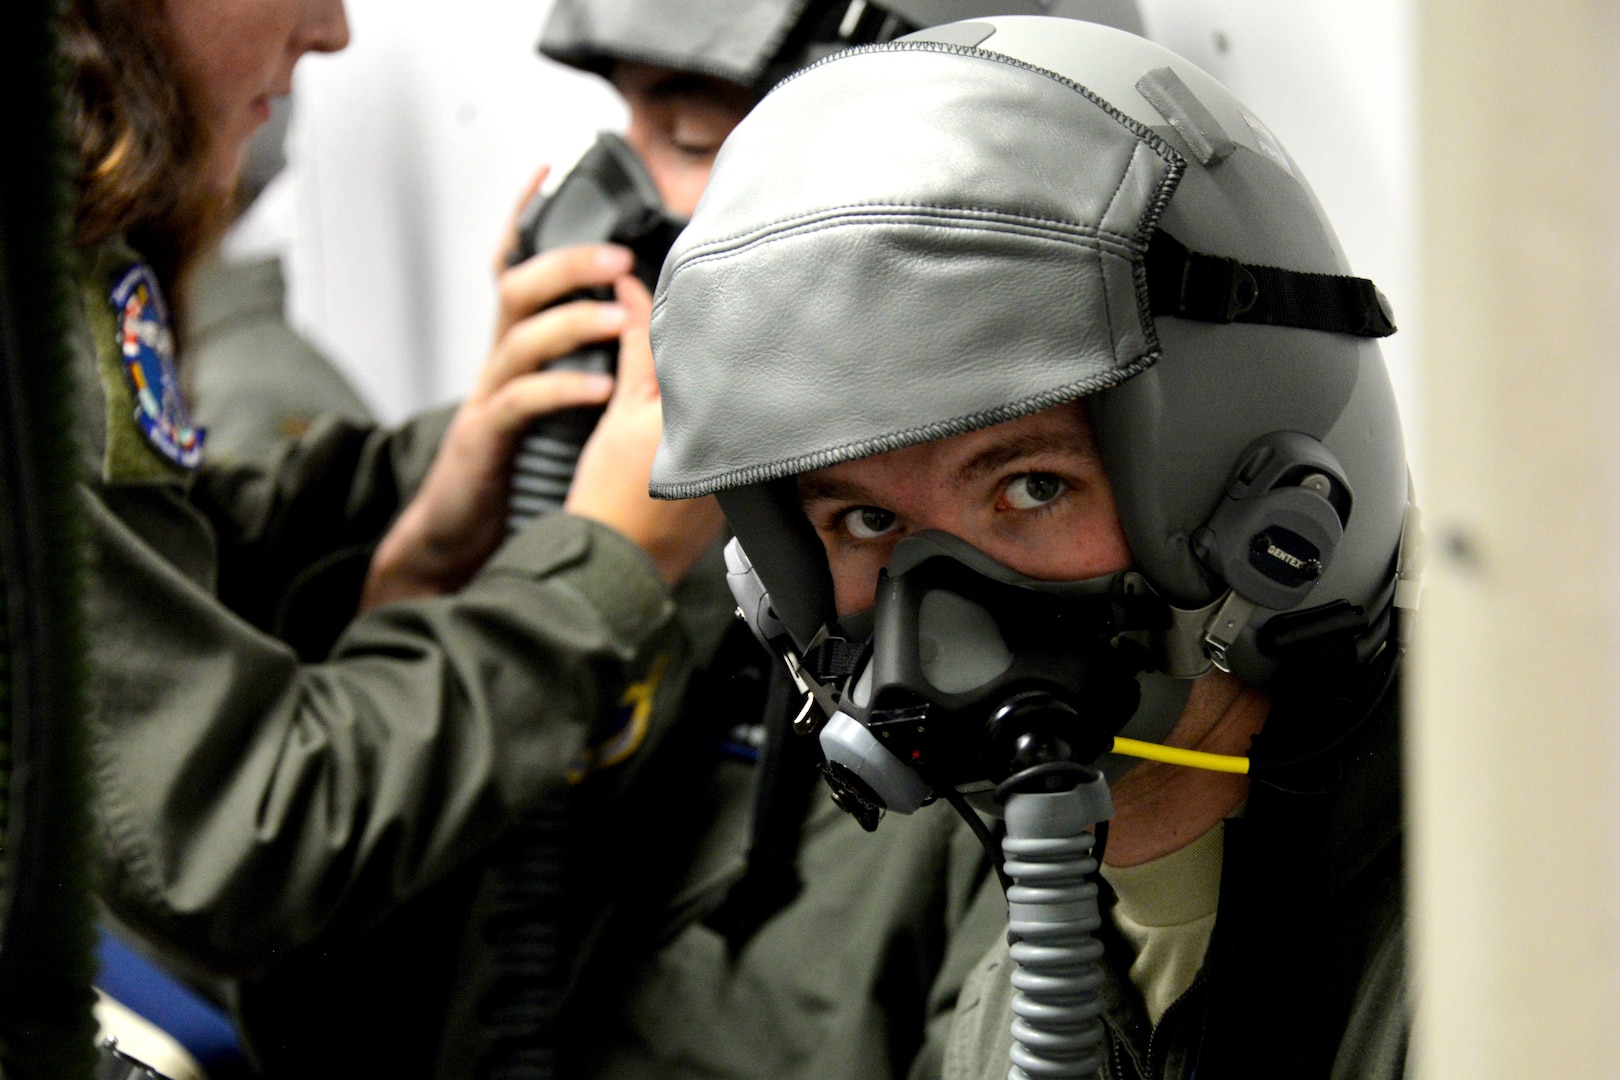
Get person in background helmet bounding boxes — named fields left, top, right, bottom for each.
left=505, top=0, right=1148, bottom=345
left=649, top=16, right=1412, bottom=1080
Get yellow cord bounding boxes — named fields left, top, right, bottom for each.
left=1110, top=736, right=1251, bottom=775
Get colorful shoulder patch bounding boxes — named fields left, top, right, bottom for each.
left=567, top=654, right=670, bottom=783
left=108, top=262, right=204, bottom=470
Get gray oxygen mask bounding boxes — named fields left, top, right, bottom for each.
left=816, top=531, right=1191, bottom=828
left=504, top=132, right=688, bottom=529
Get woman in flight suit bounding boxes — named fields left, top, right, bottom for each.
left=62, top=0, right=722, bottom=1033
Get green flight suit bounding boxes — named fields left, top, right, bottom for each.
left=231, top=552, right=1005, bottom=1080
left=553, top=768, right=1007, bottom=1080
left=75, top=236, right=693, bottom=976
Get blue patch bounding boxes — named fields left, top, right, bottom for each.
left=566, top=655, right=669, bottom=783
left=711, top=722, right=765, bottom=763
left=711, top=739, right=761, bottom=764
left=109, top=263, right=204, bottom=469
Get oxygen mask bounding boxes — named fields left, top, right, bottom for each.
left=733, top=531, right=1185, bottom=829
left=505, top=132, right=687, bottom=529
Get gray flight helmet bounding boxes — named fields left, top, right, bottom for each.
left=538, top=0, right=1144, bottom=94
left=648, top=16, right=1411, bottom=689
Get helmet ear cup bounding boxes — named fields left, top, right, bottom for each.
left=1192, top=432, right=1352, bottom=612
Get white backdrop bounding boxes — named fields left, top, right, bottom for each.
left=1140, top=0, right=1417, bottom=445
left=249, top=0, right=1418, bottom=456
left=235, top=0, right=626, bottom=421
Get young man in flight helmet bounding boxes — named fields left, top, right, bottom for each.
left=649, top=16, right=1415, bottom=1080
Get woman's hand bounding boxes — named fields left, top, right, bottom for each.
left=565, top=275, right=726, bottom=585
left=359, top=235, right=637, bottom=610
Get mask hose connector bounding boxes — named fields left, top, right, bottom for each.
left=1000, top=772, right=1114, bottom=1080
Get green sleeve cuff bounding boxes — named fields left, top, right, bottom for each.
left=480, top=512, right=674, bottom=649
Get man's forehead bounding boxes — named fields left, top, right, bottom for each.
left=797, top=401, right=1103, bottom=500
left=612, top=61, right=754, bottom=109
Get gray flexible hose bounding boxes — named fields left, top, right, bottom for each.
left=508, top=431, right=589, bottom=531
left=1001, top=778, right=1114, bottom=1080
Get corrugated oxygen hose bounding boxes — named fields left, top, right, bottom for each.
left=1000, top=776, right=1114, bottom=1080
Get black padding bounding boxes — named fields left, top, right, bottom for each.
left=702, top=668, right=820, bottom=952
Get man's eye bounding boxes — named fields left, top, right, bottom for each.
left=1004, top=473, right=1066, bottom=510
left=841, top=506, right=898, bottom=540
left=672, top=139, right=721, bottom=158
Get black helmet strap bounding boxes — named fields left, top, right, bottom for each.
left=1146, top=230, right=1397, bottom=338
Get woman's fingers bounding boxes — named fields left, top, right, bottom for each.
left=479, top=299, right=627, bottom=397
left=495, top=242, right=633, bottom=339
left=491, top=165, right=551, bottom=275
left=609, top=274, right=658, bottom=401
left=615, top=270, right=654, bottom=323
left=481, top=370, right=616, bottom=436
left=560, top=270, right=724, bottom=584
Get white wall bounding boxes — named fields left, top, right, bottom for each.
left=247, top=0, right=624, bottom=423
left=1139, top=0, right=1419, bottom=459
left=257, top=0, right=1418, bottom=446
left=1409, top=1, right=1620, bottom=1075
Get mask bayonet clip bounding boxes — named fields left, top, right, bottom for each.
left=781, top=649, right=826, bottom=734
left=1200, top=590, right=1257, bottom=672
left=1127, top=574, right=1218, bottom=680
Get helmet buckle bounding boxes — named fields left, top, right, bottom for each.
left=1201, top=590, right=1257, bottom=672
left=1178, top=250, right=1259, bottom=323
left=1145, top=228, right=1263, bottom=323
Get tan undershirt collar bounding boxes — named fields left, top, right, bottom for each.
left=1099, top=820, right=1225, bottom=1025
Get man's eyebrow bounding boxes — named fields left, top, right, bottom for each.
left=795, top=425, right=1099, bottom=509
left=955, top=429, right=1097, bottom=483
left=796, top=473, right=875, bottom=507
left=647, top=73, right=718, bottom=101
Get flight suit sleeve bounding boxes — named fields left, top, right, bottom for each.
left=939, top=935, right=1017, bottom=1080
left=185, top=410, right=454, bottom=657
left=909, top=818, right=1009, bottom=1080
left=88, top=486, right=686, bottom=978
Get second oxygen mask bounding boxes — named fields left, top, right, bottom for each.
left=815, top=531, right=1185, bottom=829
left=504, top=131, right=687, bottom=531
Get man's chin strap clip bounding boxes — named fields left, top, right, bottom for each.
left=778, top=652, right=825, bottom=733
left=1199, top=591, right=1258, bottom=673
left=1123, top=575, right=1243, bottom=679
left=1146, top=230, right=1397, bottom=338
left=782, top=634, right=864, bottom=734
left=724, top=537, right=858, bottom=735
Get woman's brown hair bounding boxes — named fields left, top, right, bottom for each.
left=60, top=0, right=229, bottom=313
